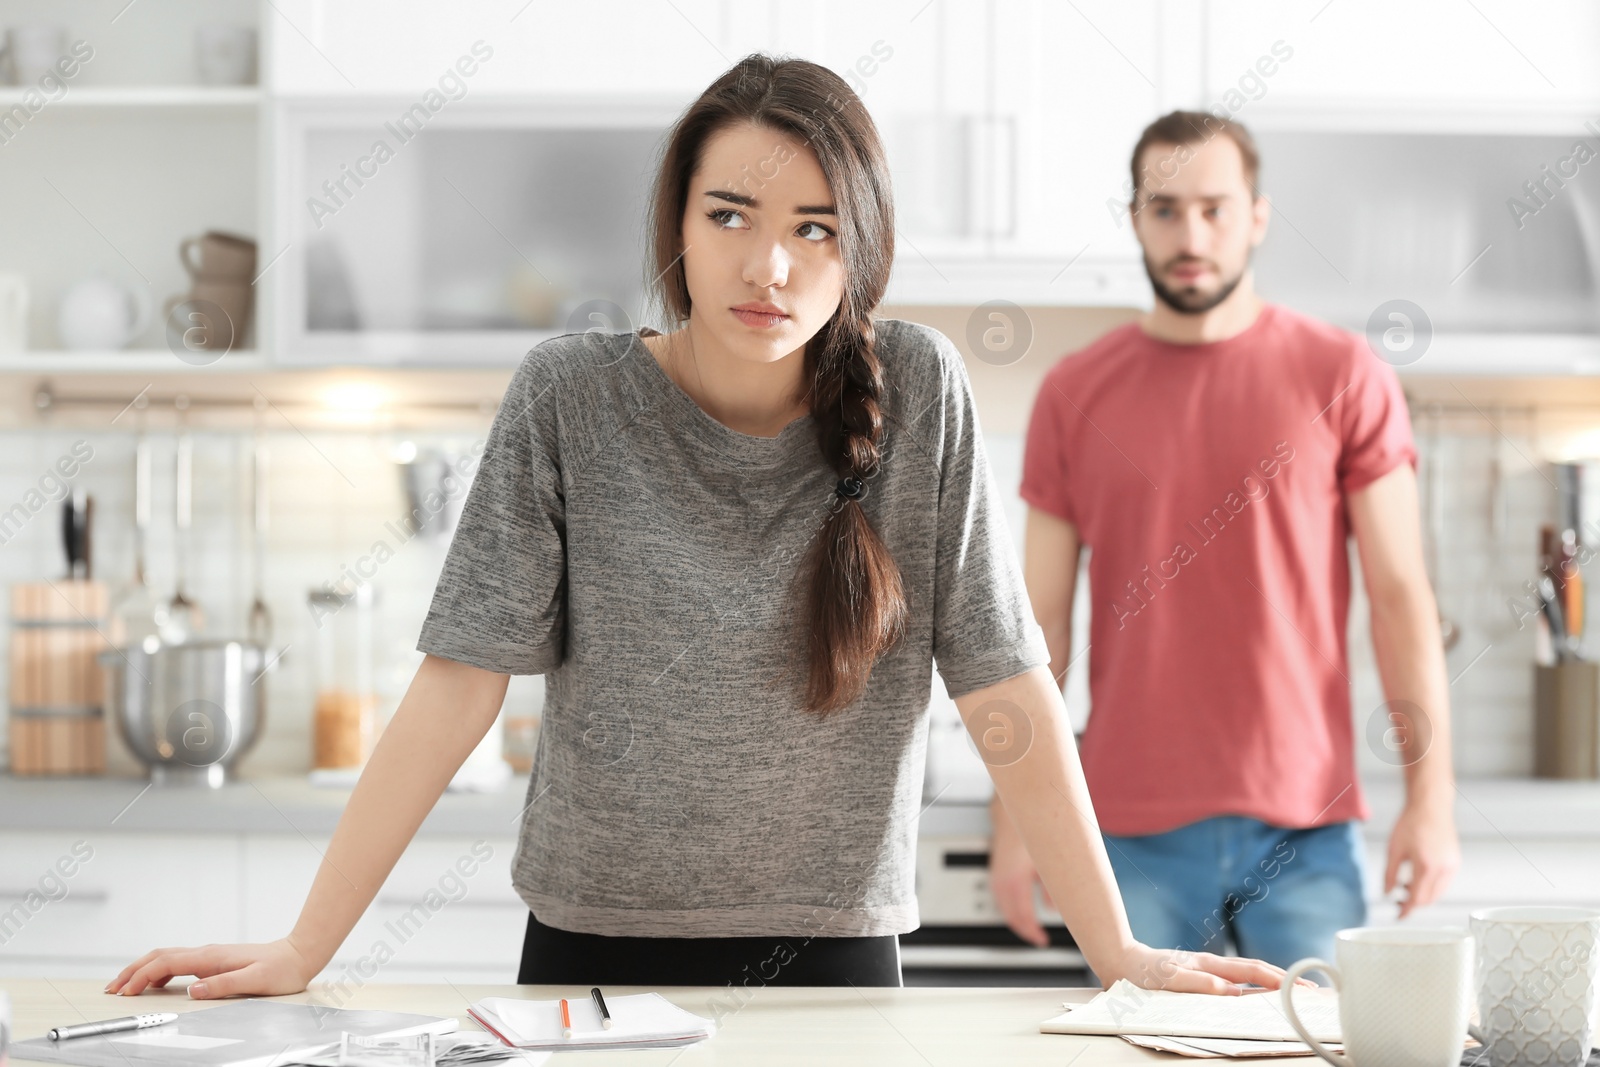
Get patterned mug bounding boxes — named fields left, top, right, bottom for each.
left=1470, top=906, right=1600, bottom=1067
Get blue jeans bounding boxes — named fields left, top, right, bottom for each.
left=1094, top=815, right=1369, bottom=986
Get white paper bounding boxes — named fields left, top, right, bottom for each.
left=1122, top=1033, right=1349, bottom=1058
left=108, top=1033, right=244, bottom=1050
left=475, top=993, right=713, bottom=1049
left=1041, top=979, right=1342, bottom=1041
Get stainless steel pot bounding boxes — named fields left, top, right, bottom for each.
left=99, top=638, right=269, bottom=787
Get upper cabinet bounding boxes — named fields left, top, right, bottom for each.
left=1204, top=0, right=1600, bottom=129
left=813, top=0, right=1162, bottom=305
left=264, top=0, right=732, bottom=97
left=7, top=0, right=1596, bottom=374
left=271, top=98, right=676, bottom=366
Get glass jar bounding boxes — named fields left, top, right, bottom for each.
left=307, top=584, right=375, bottom=769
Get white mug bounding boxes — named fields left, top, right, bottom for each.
left=57, top=276, right=152, bottom=350
left=0, top=273, right=28, bottom=353
left=0, top=25, right=68, bottom=85
left=1283, top=927, right=1475, bottom=1067
left=1471, top=906, right=1600, bottom=1067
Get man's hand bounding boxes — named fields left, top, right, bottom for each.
left=988, top=801, right=1055, bottom=947
left=1384, top=797, right=1460, bottom=918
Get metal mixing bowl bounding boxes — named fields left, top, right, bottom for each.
left=99, top=638, right=269, bottom=787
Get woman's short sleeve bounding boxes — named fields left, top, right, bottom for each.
left=416, top=352, right=568, bottom=675
left=922, top=328, right=1053, bottom=698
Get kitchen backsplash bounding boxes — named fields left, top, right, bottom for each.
left=0, top=404, right=1554, bottom=781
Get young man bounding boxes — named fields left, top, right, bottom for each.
left=987, top=112, right=1460, bottom=971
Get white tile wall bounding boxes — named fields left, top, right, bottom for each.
left=0, top=416, right=1560, bottom=779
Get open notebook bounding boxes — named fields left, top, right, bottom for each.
left=1041, top=980, right=1344, bottom=1042
left=468, top=993, right=715, bottom=1052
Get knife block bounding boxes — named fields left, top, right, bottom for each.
left=1534, top=661, right=1600, bottom=779
left=8, top=580, right=111, bottom=775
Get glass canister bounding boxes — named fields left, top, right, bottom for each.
left=307, top=584, right=375, bottom=769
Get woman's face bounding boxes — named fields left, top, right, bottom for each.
left=679, top=121, right=846, bottom=364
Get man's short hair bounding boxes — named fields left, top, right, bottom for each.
left=1129, top=110, right=1260, bottom=205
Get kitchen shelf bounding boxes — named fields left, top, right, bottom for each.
left=0, top=349, right=267, bottom=374
left=1396, top=334, right=1600, bottom=377
left=0, top=86, right=262, bottom=109
left=1244, top=99, right=1600, bottom=137
left=885, top=256, right=1152, bottom=310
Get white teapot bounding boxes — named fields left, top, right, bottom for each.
left=58, top=276, right=152, bottom=350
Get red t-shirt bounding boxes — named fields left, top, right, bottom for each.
left=1019, top=303, right=1415, bottom=836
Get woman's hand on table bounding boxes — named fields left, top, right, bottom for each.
left=105, top=937, right=318, bottom=999
left=1098, top=943, right=1320, bottom=995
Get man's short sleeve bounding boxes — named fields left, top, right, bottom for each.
left=1338, top=343, right=1417, bottom=495
left=1018, top=366, right=1076, bottom=525
left=922, top=328, right=1052, bottom=699
left=416, top=351, right=567, bottom=675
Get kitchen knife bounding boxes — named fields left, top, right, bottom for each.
left=1538, top=575, right=1568, bottom=660
left=60, top=493, right=78, bottom=578
left=81, top=493, right=94, bottom=580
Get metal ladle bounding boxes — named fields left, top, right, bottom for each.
left=247, top=397, right=272, bottom=647
left=163, top=397, right=204, bottom=641
left=1425, top=403, right=1461, bottom=650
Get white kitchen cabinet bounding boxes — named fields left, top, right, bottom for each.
left=242, top=835, right=523, bottom=983
left=813, top=0, right=1160, bottom=305
left=0, top=832, right=241, bottom=977
left=1205, top=0, right=1600, bottom=122
left=269, top=97, right=679, bottom=366
left=265, top=0, right=731, bottom=97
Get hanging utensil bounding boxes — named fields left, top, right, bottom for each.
left=61, top=491, right=82, bottom=579
left=1424, top=403, right=1461, bottom=650
left=111, top=403, right=170, bottom=646
left=163, top=397, right=204, bottom=641
left=80, top=494, right=93, bottom=579
left=1486, top=408, right=1507, bottom=622
left=247, top=397, right=272, bottom=647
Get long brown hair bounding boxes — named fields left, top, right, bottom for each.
left=645, top=53, right=907, bottom=716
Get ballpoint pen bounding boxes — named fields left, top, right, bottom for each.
left=49, top=1012, right=179, bottom=1041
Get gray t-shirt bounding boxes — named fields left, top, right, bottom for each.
left=416, top=317, right=1050, bottom=938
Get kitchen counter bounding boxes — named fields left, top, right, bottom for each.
left=1, top=772, right=1599, bottom=838
left=0, top=979, right=1137, bottom=1066
left=0, top=773, right=529, bottom=837
left=921, top=776, right=1600, bottom=841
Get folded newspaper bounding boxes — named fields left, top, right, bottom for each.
left=1041, top=979, right=1343, bottom=1044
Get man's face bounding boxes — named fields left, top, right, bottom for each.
left=1129, top=135, right=1270, bottom=314
left=678, top=121, right=846, bottom=362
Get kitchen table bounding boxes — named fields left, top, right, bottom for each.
left=1, top=979, right=1167, bottom=1065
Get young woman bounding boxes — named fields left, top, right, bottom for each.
left=108, top=55, right=1303, bottom=996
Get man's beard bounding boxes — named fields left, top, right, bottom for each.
left=1144, top=255, right=1247, bottom=315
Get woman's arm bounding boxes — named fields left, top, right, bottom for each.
left=989, top=506, right=1081, bottom=945
left=956, top=665, right=1300, bottom=994
left=108, top=654, right=510, bottom=997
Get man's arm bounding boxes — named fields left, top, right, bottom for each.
left=1348, top=464, right=1460, bottom=917
left=988, top=506, right=1080, bottom=945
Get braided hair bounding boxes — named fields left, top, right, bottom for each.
left=646, top=54, right=907, bottom=716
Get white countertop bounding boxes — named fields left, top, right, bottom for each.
left=0, top=979, right=1139, bottom=1067
left=1, top=771, right=1597, bottom=839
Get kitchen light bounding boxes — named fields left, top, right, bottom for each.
left=320, top=382, right=387, bottom=415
